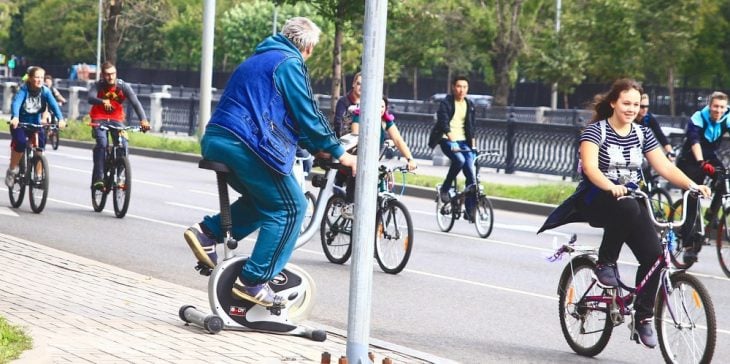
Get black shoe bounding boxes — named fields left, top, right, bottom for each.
left=439, top=190, right=451, bottom=203
left=633, top=318, right=657, bottom=348
left=594, top=263, right=619, bottom=287
left=683, top=248, right=698, bottom=265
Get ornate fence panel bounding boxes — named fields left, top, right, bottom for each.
left=161, top=96, right=197, bottom=134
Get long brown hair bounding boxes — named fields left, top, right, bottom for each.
left=590, top=78, right=643, bottom=123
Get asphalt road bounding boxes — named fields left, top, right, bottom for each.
left=1, top=144, right=728, bottom=363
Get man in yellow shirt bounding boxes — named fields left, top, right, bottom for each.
left=434, top=77, right=477, bottom=218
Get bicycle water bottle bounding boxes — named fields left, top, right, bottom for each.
left=667, top=230, right=676, bottom=252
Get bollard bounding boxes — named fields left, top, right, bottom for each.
left=382, top=358, right=393, bottom=364
left=321, top=351, right=331, bottom=364
left=338, top=356, right=348, bottom=364
left=368, top=352, right=375, bottom=362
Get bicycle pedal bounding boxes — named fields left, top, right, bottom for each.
left=194, top=262, right=212, bottom=276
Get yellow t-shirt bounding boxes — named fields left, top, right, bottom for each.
left=446, top=99, right=467, bottom=141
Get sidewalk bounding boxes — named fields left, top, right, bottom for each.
left=0, top=233, right=447, bottom=364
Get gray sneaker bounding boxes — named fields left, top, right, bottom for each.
left=5, top=167, right=18, bottom=188
left=633, top=318, right=657, bottom=348
left=232, top=279, right=286, bottom=307
left=439, top=190, right=451, bottom=203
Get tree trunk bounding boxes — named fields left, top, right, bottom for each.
left=104, top=0, right=123, bottom=65
left=492, top=55, right=511, bottom=106
left=412, top=68, right=418, bottom=100
left=668, top=67, right=676, bottom=116
left=329, top=2, right=345, bottom=121
left=490, top=0, right=524, bottom=107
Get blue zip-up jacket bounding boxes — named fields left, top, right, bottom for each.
left=208, top=34, right=344, bottom=175
left=11, top=84, right=64, bottom=124
left=681, top=105, right=730, bottom=161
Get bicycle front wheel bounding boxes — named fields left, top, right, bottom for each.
left=320, top=195, right=353, bottom=264
left=375, top=199, right=413, bottom=274
left=656, top=272, right=716, bottom=364
left=717, top=208, right=730, bottom=277
left=8, top=156, right=26, bottom=208
left=474, top=195, right=494, bottom=238
left=557, top=256, right=613, bottom=357
left=28, top=154, right=49, bottom=213
left=112, top=157, right=132, bottom=218
left=435, top=188, right=455, bottom=232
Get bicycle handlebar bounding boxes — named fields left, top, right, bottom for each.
left=7, top=122, right=45, bottom=130
left=89, top=122, right=141, bottom=132
left=620, top=186, right=699, bottom=229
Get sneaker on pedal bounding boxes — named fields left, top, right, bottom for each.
left=5, top=167, right=18, bottom=188
left=595, top=263, right=619, bottom=287
left=92, top=180, right=105, bottom=190
left=683, top=248, right=698, bottom=264
left=438, top=188, right=452, bottom=203
left=633, top=318, right=657, bottom=348
left=183, top=223, right=218, bottom=269
left=232, top=279, right=285, bottom=307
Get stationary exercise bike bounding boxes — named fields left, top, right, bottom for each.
left=179, top=135, right=358, bottom=341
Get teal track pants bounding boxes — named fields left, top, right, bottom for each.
left=200, top=127, right=306, bottom=285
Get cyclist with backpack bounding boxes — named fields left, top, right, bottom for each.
left=5, top=66, right=66, bottom=187
left=539, top=79, right=709, bottom=348
left=676, top=91, right=730, bottom=263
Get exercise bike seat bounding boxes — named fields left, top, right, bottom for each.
left=198, top=159, right=230, bottom=173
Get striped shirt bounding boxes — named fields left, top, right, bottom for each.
left=580, top=120, right=659, bottom=184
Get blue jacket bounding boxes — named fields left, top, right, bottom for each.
left=11, top=84, right=64, bottom=124
left=681, top=105, right=730, bottom=161
left=207, top=34, right=344, bottom=175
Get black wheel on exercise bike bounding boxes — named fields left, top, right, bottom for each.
left=557, top=256, right=613, bottom=357
left=8, top=156, right=26, bottom=208
left=435, top=186, right=455, bottom=232
left=655, top=272, right=716, bottom=364
left=716, top=207, right=730, bottom=277
left=112, top=156, right=132, bottom=218
left=28, top=154, right=49, bottom=213
left=375, top=199, right=413, bottom=274
left=668, top=199, right=701, bottom=269
left=320, top=194, right=353, bottom=264
left=474, top=194, right=494, bottom=238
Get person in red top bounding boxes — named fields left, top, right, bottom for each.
left=88, top=61, right=150, bottom=189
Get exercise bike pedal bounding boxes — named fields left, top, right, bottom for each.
left=195, top=262, right=213, bottom=276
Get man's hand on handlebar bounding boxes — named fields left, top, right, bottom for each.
left=9, top=118, right=18, bottom=128
left=58, top=119, right=67, bottom=129
left=140, top=120, right=151, bottom=133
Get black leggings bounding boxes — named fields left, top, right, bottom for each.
left=578, top=190, right=662, bottom=320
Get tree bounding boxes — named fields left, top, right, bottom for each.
left=490, top=0, right=525, bottom=107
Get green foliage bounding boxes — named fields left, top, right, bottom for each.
left=0, top=315, right=32, bottom=363
left=22, top=0, right=97, bottom=63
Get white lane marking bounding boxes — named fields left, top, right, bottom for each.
left=410, top=208, right=571, bottom=238
left=166, top=201, right=217, bottom=213
left=0, top=207, right=19, bottom=217
left=47, top=152, right=92, bottom=161
left=189, top=189, right=218, bottom=197
left=50, top=165, right=174, bottom=188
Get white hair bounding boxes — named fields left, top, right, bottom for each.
left=281, top=17, right=321, bottom=52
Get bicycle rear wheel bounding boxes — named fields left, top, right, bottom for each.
left=112, top=157, right=132, bottom=218
left=50, top=130, right=60, bottom=150
left=320, top=195, right=353, bottom=264
left=474, top=195, right=494, bottom=238
left=435, top=187, right=455, bottom=232
left=668, top=199, right=698, bottom=269
left=557, top=256, right=613, bottom=357
left=716, top=208, right=730, bottom=277
left=28, top=154, right=49, bottom=213
left=375, top=199, right=413, bottom=274
left=656, top=272, right=716, bottom=364
left=8, top=156, right=26, bottom=208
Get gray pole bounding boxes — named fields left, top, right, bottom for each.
left=272, top=6, right=278, bottom=35
left=550, top=0, right=561, bottom=109
left=346, top=0, right=388, bottom=362
left=96, top=0, right=103, bottom=81
left=198, top=0, right=216, bottom=139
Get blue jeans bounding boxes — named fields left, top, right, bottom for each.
left=200, top=126, right=306, bottom=286
left=92, top=121, right=128, bottom=182
left=439, top=139, right=476, bottom=193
